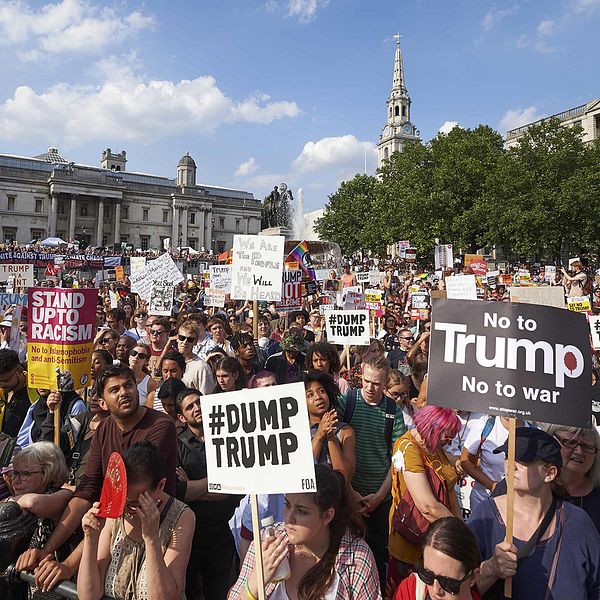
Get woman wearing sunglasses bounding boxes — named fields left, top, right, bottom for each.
left=128, top=342, right=157, bottom=409
left=394, top=517, right=481, bottom=599
left=93, top=329, right=120, bottom=358
left=540, top=423, right=600, bottom=532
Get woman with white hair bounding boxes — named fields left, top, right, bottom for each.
left=540, top=423, right=600, bottom=532
left=7, top=442, right=73, bottom=598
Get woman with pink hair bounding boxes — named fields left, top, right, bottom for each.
left=386, top=406, right=462, bottom=598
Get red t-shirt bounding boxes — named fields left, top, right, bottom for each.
left=394, top=574, right=481, bottom=600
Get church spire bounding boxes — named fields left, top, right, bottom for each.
left=377, top=35, right=419, bottom=169
left=392, top=33, right=405, bottom=92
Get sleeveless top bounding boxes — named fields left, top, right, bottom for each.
left=104, top=497, right=189, bottom=600
left=136, top=374, right=150, bottom=407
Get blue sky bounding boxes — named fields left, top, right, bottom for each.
left=0, top=0, right=598, bottom=212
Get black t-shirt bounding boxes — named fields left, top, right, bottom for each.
left=592, top=381, right=600, bottom=423
left=566, top=486, right=600, bottom=533
left=176, top=427, right=240, bottom=527
left=1, top=386, right=31, bottom=438
left=387, top=348, right=408, bottom=370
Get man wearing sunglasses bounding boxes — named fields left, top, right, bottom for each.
left=176, top=322, right=215, bottom=395
left=146, top=317, right=172, bottom=381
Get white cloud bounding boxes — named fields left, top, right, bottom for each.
left=499, top=106, right=544, bottom=132
left=0, top=0, right=155, bottom=60
left=241, top=134, right=378, bottom=211
left=537, top=19, right=555, bottom=35
left=0, top=61, right=301, bottom=145
left=438, top=121, right=459, bottom=134
left=266, top=0, right=329, bottom=23
left=481, top=4, right=519, bottom=30
left=572, top=0, right=600, bottom=13
left=235, top=157, right=259, bottom=178
left=292, top=135, right=376, bottom=173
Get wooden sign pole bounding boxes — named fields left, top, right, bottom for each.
left=250, top=493, right=267, bottom=600
left=252, top=300, right=258, bottom=340
left=345, top=345, right=351, bottom=372
left=504, top=417, right=517, bottom=598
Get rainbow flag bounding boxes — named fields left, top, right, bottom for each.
left=286, top=241, right=316, bottom=280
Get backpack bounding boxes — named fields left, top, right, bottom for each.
left=582, top=272, right=593, bottom=296
left=342, top=388, right=397, bottom=457
left=475, top=415, right=497, bottom=462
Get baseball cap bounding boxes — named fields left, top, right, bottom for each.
left=493, top=427, right=562, bottom=467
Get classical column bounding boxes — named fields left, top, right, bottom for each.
left=198, top=209, right=206, bottom=250
left=68, top=194, right=77, bottom=242
left=206, top=211, right=213, bottom=253
left=96, top=198, right=104, bottom=246
left=171, top=198, right=179, bottom=248
left=48, top=193, right=58, bottom=237
left=114, top=201, right=121, bottom=245
left=181, top=207, right=188, bottom=248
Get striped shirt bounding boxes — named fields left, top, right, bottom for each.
left=338, top=390, right=406, bottom=496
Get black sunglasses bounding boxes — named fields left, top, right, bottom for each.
left=414, top=563, right=471, bottom=595
left=178, top=334, right=196, bottom=344
left=130, top=349, right=149, bottom=360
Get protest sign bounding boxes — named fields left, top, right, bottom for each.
left=149, top=280, right=174, bottom=316
left=27, top=288, right=97, bottom=390
left=405, top=248, right=417, bottom=262
left=487, top=270, right=499, bottom=287
left=231, top=235, right=284, bottom=301
left=464, top=254, right=483, bottom=267
left=129, top=256, right=146, bottom=276
left=544, top=266, right=556, bottom=283
left=509, top=287, right=565, bottom=309
left=428, top=299, right=591, bottom=427
left=130, top=253, right=184, bottom=303
left=0, top=302, right=23, bottom=351
left=517, top=270, right=532, bottom=286
left=470, top=260, right=488, bottom=277
left=275, top=270, right=302, bottom=312
left=304, top=280, right=318, bottom=296
left=435, top=244, right=453, bottom=270
left=364, top=289, right=383, bottom=310
left=109, top=291, right=119, bottom=309
left=325, top=310, right=370, bottom=345
left=314, top=269, right=330, bottom=282
left=115, top=266, right=124, bottom=282
left=205, top=288, right=226, bottom=308
left=499, top=274, right=513, bottom=286
left=430, top=290, right=447, bottom=300
left=445, top=275, right=477, bottom=300
left=411, top=292, right=429, bottom=310
left=410, top=308, right=429, bottom=321
left=0, top=264, right=34, bottom=289
left=369, top=271, right=386, bottom=286
left=567, top=296, right=591, bottom=314
left=589, top=316, right=600, bottom=351
left=355, top=272, right=370, bottom=285
left=341, top=289, right=365, bottom=310
left=209, top=265, right=232, bottom=294
left=201, top=382, right=315, bottom=494
left=397, top=240, right=410, bottom=258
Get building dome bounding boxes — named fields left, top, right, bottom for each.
left=177, top=152, right=196, bottom=168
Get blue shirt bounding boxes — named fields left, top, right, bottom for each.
left=468, top=497, right=600, bottom=599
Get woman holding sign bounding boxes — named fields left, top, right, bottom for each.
left=78, top=441, right=195, bottom=600
left=229, top=464, right=381, bottom=600
left=128, top=342, right=157, bottom=410
left=468, top=428, right=600, bottom=600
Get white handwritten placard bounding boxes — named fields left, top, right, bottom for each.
left=230, top=235, right=285, bottom=301
left=130, top=253, right=184, bottom=303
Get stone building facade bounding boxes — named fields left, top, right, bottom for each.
left=0, top=148, right=262, bottom=252
left=506, top=98, right=600, bottom=148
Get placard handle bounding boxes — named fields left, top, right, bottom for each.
left=504, top=417, right=516, bottom=598
left=250, top=493, right=266, bottom=600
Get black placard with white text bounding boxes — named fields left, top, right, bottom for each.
left=427, top=299, right=591, bottom=427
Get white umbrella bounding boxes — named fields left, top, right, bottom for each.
left=40, top=237, right=67, bottom=247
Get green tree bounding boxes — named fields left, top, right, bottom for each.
left=483, top=118, right=598, bottom=261
left=315, top=174, right=381, bottom=256
left=376, top=125, right=504, bottom=252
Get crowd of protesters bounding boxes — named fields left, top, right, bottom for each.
left=0, top=254, right=600, bottom=600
